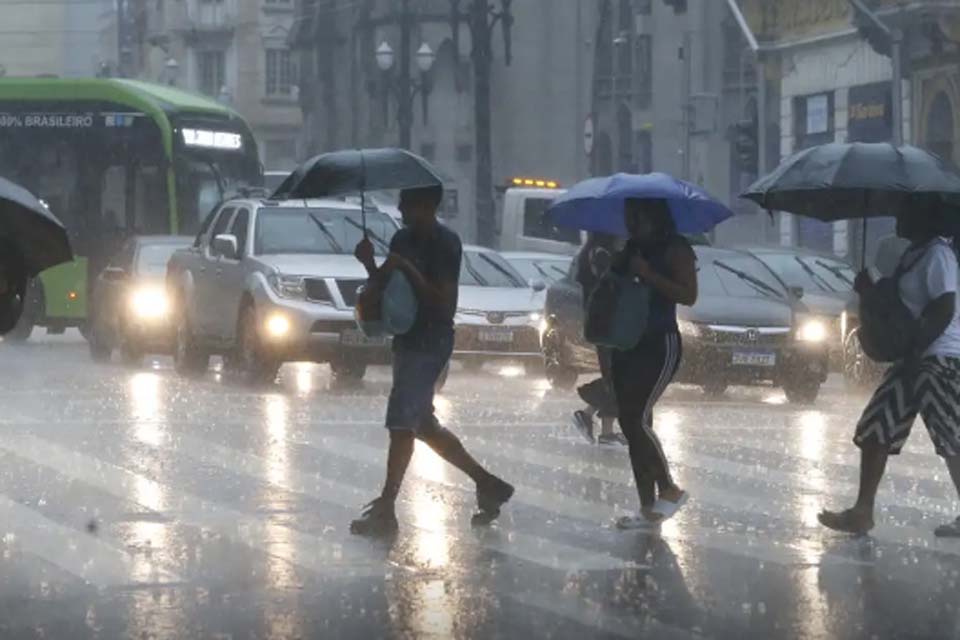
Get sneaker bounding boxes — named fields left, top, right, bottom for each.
left=572, top=410, right=595, bottom=443
left=615, top=513, right=661, bottom=530
left=473, top=476, right=515, bottom=525
left=935, top=516, right=960, bottom=538
left=597, top=432, right=628, bottom=446
left=350, top=497, right=399, bottom=537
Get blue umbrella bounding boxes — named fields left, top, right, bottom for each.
left=547, top=172, right=734, bottom=236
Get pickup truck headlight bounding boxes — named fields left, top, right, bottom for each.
left=268, top=274, right=307, bottom=299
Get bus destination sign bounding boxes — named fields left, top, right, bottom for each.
left=0, top=112, right=142, bottom=129
left=181, top=128, right=243, bottom=151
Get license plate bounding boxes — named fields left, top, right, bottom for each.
left=732, top=351, right=776, bottom=367
left=341, top=330, right=388, bottom=347
left=479, top=329, right=514, bottom=343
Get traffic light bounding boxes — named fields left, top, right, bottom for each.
left=734, top=119, right=758, bottom=174
left=663, top=0, right=687, bottom=14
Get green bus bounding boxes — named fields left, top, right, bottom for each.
left=0, top=78, right=262, bottom=340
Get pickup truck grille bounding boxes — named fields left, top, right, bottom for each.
left=336, top=279, right=365, bottom=307
left=304, top=279, right=330, bottom=302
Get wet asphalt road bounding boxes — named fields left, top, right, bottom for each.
left=0, top=335, right=959, bottom=639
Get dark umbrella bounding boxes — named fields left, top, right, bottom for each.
left=272, top=147, right=444, bottom=201
left=0, top=176, right=73, bottom=277
left=741, top=143, right=960, bottom=220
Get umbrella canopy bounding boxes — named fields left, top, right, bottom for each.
left=0, top=176, right=72, bottom=277
left=741, top=142, right=960, bottom=221
left=547, top=172, right=735, bottom=236
left=272, top=147, right=444, bottom=200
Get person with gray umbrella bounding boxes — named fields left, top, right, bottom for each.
left=744, top=142, right=960, bottom=537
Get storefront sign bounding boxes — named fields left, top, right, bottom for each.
left=848, top=82, right=892, bottom=143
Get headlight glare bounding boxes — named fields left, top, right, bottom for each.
left=797, top=317, right=828, bottom=343
left=130, top=287, right=169, bottom=319
left=265, top=313, right=291, bottom=339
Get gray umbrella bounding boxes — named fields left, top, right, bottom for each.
left=741, top=143, right=960, bottom=220
left=272, top=148, right=444, bottom=201
left=0, top=176, right=73, bottom=277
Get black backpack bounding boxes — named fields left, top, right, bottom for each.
left=857, top=241, right=938, bottom=363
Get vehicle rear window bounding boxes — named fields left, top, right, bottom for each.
left=522, top=197, right=580, bottom=245
left=254, top=207, right=397, bottom=255
left=460, top=250, right=527, bottom=288
left=137, top=244, right=184, bottom=275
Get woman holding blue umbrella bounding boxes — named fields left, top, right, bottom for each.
left=548, top=173, right=732, bottom=527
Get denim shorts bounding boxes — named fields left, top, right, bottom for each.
left=385, top=332, right=453, bottom=433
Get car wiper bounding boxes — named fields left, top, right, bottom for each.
left=307, top=212, right=343, bottom=253
left=814, top=259, right=854, bottom=287
left=342, top=216, right=390, bottom=253
left=713, top=260, right=784, bottom=299
left=478, top=253, right=524, bottom=287
left=794, top=256, right=837, bottom=293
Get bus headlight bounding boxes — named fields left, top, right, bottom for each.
left=265, top=313, right=291, bottom=339
left=797, top=317, right=828, bottom=343
left=130, top=287, right=170, bottom=319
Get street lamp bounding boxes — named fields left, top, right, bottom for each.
left=375, top=40, right=435, bottom=148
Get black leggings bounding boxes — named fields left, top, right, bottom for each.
left=611, top=332, right=682, bottom=508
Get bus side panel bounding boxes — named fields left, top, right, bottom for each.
left=39, top=259, right=87, bottom=322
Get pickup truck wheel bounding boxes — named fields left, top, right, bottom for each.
left=330, top=358, right=367, bottom=383
left=545, top=361, right=578, bottom=390
left=174, top=313, right=208, bottom=376
left=238, top=307, right=280, bottom=385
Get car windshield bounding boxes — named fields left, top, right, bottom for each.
left=756, top=252, right=854, bottom=294
left=136, top=243, right=184, bottom=275
left=460, top=250, right=527, bottom=288
left=700, top=254, right=787, bottom=300
left=507, top=257, right=572, bottom=284
left=254, top=207, right=397, bottom=255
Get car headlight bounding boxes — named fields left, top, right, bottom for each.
left=678, top=319, right=701, bottom=337
left=268, top=274, right=307, bottom=299
left=528, top=311, right=542, bottom=323
left=797, top=316, right=829, bottom=343
left=129, top=287, right=170, bottom=319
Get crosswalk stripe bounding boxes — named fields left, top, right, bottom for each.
left=300, top=432, right=872, bottom=568
left=158, top=431, right=642, bottom=573
left=0, top=431, right=390, bottom=580
left=0, top=493, right=180, bottom=588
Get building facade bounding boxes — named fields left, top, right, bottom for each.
left=292, top=0, right=596, bottom=244
left=130, top=0, right=303, bottom=170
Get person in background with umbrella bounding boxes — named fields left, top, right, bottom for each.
left=611, top=198, right=698, bottom=529
left=350, top=185, right=515, bottom=536
left=820, top=202, right=960, bottom=537
left=571, top=232, right=625, bottom=445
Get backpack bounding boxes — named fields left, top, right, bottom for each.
left=583, top=272, right=651, bottom=350
left=857, top=241, right=936, bottom=363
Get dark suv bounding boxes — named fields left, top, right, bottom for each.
left=541, top=245, right=830, bottom=404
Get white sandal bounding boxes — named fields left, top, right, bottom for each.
left=650, top=491, right=689, bottom=521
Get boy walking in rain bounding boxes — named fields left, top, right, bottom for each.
left=351, top=185, right=514, bottom=536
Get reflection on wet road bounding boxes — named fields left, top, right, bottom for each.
left=0, top=337, right=958, bottom=638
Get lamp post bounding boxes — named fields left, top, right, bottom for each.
left=375, top=39, right=435, bottom=149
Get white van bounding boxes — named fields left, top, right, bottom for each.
left=496, top=178, right=583, bottom=255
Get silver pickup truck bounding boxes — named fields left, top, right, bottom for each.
left=166, top=197, right=399, bottom=383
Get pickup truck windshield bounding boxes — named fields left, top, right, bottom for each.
left=254, top=207, right=397, bottom=255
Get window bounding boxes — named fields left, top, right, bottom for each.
left=266, top=49, right=294, bottom=96
left=522, top=198, right=581, bottom=245
left=459, top=250, right=526, bottom=288
left=208, top=207, right=235, bottom=249
left=634, top=35, right=652, bottom=108
left=255, top=208, right=398, bottom=255
left=198, top=50, right=225, bottom=96
left=229, top=208, right=250, bottom=258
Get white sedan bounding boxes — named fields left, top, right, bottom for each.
left=453, top=246, right=546, bottom=372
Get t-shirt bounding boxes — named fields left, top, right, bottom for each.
left=388, top=223, right=462, bottom=351
left=897, top=238, right=960, bottom=358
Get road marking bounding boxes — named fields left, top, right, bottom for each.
left=0, top=494, right=180, bottom=588
left=0, top=432, right=391, bottom=580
